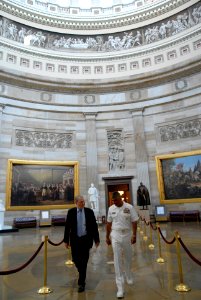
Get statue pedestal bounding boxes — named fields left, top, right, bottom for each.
left=0, top=211, right=18, bottom=233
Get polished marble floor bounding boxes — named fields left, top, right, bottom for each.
left=0, top=221, right=200, bottom=300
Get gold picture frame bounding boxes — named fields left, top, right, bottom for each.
left=155, top=150, right=201, bottom=204
left=6, top=159, right=79, bottom=211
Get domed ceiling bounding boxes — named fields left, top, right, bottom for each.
left=3, top=0, right=162, bottom=18
left=0, top=0, right=201, bottom=93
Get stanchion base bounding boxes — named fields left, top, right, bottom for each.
left=143, top=236, right=148, bottom=241
left=37, top=286, right=53, bottom=294
left=156, top=257, right=165, bottom=263
left=148, top=244, right=155, bottom=250
left=65, top=260, right=74, bottom=266
left=175, top=283, right=191, bottom=292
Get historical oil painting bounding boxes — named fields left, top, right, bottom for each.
left=6, top=159, right=79, bottom=210
left=155, top=150, right=201, bottom=204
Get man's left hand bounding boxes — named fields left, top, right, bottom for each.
left=131, top=236, right=137, bottom=244
left=95, top=242, right=100, bottom=248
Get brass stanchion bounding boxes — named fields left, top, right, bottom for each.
left=37, top=235, right=53, bottom=294
left=143, top=222, right=148, bottom=241
left=65, top=248, right=74, bottom=266
left=148, top=224, right=155, bottom=250
left=156, top=223, right=165, bottom=263
left=106, top=243, right=114, bottom=265
left=174, top=232, right=191, bottom=292
left=139, top=220, right=144, bottom=235
left=137, top=221, right=140, bottom=231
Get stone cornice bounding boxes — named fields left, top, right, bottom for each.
left=1, top=59, right=201, bottom=94
left=0, top=104, right=6, bottom=111
left=83, top=113, right=98, bottom=119
left=130, top=108, right=144, bottom=116
left=0, top=0, right=198, bottom=33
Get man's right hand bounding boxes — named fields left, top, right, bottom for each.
left=106, top=237, right=111, bottom=245
left=64, top=243, right=70, bottom=249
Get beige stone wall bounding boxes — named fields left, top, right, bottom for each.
left=1, top=71, right=201, bottom=224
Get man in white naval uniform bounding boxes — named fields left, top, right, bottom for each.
left=106, top=192, right=139, bottom=299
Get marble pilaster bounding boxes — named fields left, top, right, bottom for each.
left=131, top=108, right=151, bottom=208
left=84, top=113, right=98, bottom=188
left=0, top=105, right=5, bottom=132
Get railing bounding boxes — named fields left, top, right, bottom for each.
left=138, top=216, right=201, bottom=292
left=0, top=218, right=200, bottom=294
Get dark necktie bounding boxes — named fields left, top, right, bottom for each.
left=77, top=208, right=84, bottom=237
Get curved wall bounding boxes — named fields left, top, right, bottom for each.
left=0, top=0, right=201, bottom=222
left=1, top=71, right=201, bottom=223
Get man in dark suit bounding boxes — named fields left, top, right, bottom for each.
left=64, top=195, right=100, bottom=293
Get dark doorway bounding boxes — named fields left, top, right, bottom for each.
left=102, top=176, right=134, bottom=212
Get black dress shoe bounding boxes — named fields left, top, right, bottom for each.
left=78, top=285, right=85, bottom=293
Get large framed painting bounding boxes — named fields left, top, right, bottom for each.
left=6, top=159, right=79, bottom=211
left=155, top=150, right=201, bottom=204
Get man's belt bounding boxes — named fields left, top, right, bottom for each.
left=112, top=229, right=130, bottom=234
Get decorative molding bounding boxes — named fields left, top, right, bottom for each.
left=84, top=95, right=96, bottom=104
left=83, top=112, right=97, bottom=119
left=130, top=108, right=144, bottom=117
left=0, top=27, right=201, bottom=93
left=15, top=129, right=73, bottom=148
left=0, top=0, right=195, bottom=31
left=175, top=79, right=187, bottom=90
left=40, top=92, right=52, bottom=102
left=155, top=54, right=164, bottom=64
left=130, top=90, right=141, bottom=101
left=158, top=118, right=201, bottom=142
left=1, top=2, right=201, bottom=54
left=1, top=27, right=201, bottom=63
left=0, top=104, right=6, bottom=111
left=1, top=57, right=201, bottom=94
left=107, top=129, right=125, bottom=171
left=0, top=84, right=6, bottom=94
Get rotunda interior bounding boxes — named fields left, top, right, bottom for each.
left=0, top=0, right=201, bottom=224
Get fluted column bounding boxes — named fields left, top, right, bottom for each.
left=131, top=108, right=151, bottom=196
left=84, top=113, right=98, bottom=188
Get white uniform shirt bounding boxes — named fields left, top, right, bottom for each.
left=107, top=202, right=139, bottom=231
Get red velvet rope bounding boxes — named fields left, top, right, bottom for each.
left=139, top=217, right=149, bottom=225
left=150, top=222, right=157, bottom=231
left=178, top=237, right=201, bottom=266
left=0, top=241, right=44, bottom=275
left=158, top=227, right=176, bottom=244
left=48, top=238, right=64, bottom=246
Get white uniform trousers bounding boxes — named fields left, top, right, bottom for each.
left=111, top=230, right=133, bottom=292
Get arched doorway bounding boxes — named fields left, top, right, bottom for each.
left=102, top=176, right=134, bottom=212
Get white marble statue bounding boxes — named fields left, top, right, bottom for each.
left=88, top=183, right=99, bottom=210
